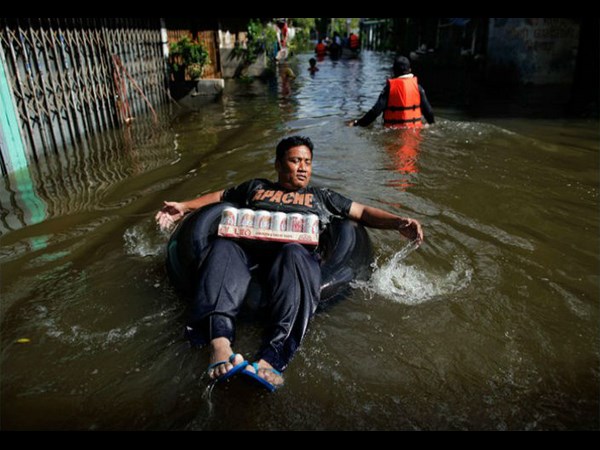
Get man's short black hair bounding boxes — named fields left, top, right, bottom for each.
left=393, top=56, right=411, bottom=76
left=276, top=136, right=314, bottom=161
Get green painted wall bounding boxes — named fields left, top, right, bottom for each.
left=0, top=46, right=28, bottom=173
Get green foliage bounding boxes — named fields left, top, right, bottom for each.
left=169, top=36, right=210, bottom=79
left=328, top=18, right=361, bottom=36
left=246, top=19, right=278, bottom=63
left=187, top=63, right=204, bottom=79
left=290, top=18, right=316, bottom=30
left=288, top=18, right=315, bottom=53
left=237, top=74, right=255, bottom=84
left=229, top=19, right=278, bottom=77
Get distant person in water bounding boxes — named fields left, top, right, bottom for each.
left=315, top=39, right=327, bottom=57
left=281, top=65, right=296, bottom=79
left=349, top=56, right=434, bottom=128
left=349, top=32, right=360, bottom=51
left=308, top=58, right=319, bottom=75
left=276, top=19, right=288, bottom=49
left=328, top=33, right=341, bottom=60
left=280, top=64, right=296, bottom=97
left=275, top=19, right=289, bottom=61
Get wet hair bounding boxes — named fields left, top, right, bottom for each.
left=276, top=136, right=314, bottom=162
left=393, top=55, right=411, bottom=76
left=309, top=58, right=317, bottom=66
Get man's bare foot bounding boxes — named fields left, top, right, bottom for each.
left=208, top=337, right=245, bottom=380
left=244, top=359, right=284, bottom=387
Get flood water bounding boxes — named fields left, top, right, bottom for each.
left=1, top=51, right=598, bottom=430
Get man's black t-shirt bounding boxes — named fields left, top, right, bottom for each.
left=223, top=178, right=353, bottom=231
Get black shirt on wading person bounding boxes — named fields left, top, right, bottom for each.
left=222, top=178, right=353, bottom=253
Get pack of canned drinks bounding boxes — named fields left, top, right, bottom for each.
left=217, top=207, right=319, bottom=245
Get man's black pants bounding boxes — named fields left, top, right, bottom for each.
left=188, top=238, right=321, bottom=372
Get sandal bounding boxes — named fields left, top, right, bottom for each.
left=207, top=353, right=248, bottom=383
left=242, top=361, right=284, bottom=392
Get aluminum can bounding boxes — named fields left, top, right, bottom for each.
left=304, top=214, right=319, bottom=235
left=220, top=207, right=239, bottom=226
left=287, top=213, right=305, bottom=232
left=271, top=212, right=287, bottom=232
left=254, top=210, right=272, bottom=230
left=237, top=209, right=255, bottom=228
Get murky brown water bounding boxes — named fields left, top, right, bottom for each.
left=1, top=51, right=598, bottom=430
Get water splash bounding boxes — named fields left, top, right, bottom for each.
left=123, top=222, right=166, bottom=257
left=202, top=382, right=216, bottom=417
left=353, top=242, right=473, bottom=305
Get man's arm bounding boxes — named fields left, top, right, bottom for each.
left=155, top=190, right=224, bottom=231
left=350, top=83, right=389, bottom=127
left=419, top=85, right=435, bottom=124
left=348, top=201, right=423, bottom=244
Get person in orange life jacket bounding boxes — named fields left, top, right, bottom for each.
left=348, top=56, right=434, bottom=128
left=155, top=136, right=424, bottom=390
left=349, top=32, right=360, bottom=50
left=315, top=39, right=327, bottom=57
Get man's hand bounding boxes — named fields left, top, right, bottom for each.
left=349, top=202, right=424, bottom=246
left=399, top=218, right=424, bottom=246
left=155, top=201, right=186, bottom=231
left=346, top=119, right=358, bottom=127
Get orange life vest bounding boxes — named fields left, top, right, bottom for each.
left=383, top=76, right=423, bottom=128
left=349, top=34, right=359, bottom=49
left=315, top=42, right=327, bottom=56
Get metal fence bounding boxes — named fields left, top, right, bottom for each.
left=0, top=18, right=168, bottom=175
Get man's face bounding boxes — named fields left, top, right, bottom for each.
left=276, top=145, right=312, bottom=190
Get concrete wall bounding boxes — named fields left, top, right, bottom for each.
left=219, top=48, right=269, bottom=78
left=487, top=18, right=580, bottom=85
left=218, top=30, right=270, bottom=78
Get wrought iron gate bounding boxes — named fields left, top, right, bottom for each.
left=0, top=18, right=168, bottom=175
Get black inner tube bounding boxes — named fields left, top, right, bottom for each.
left=166, top=202, right=373, bottom=306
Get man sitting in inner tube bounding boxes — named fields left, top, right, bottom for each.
left=155, top=135, right=423, bottom=392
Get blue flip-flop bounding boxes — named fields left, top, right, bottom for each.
left=207, top=353, right=248, bottom=383
left=242, top=362, right=284, bottom=392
